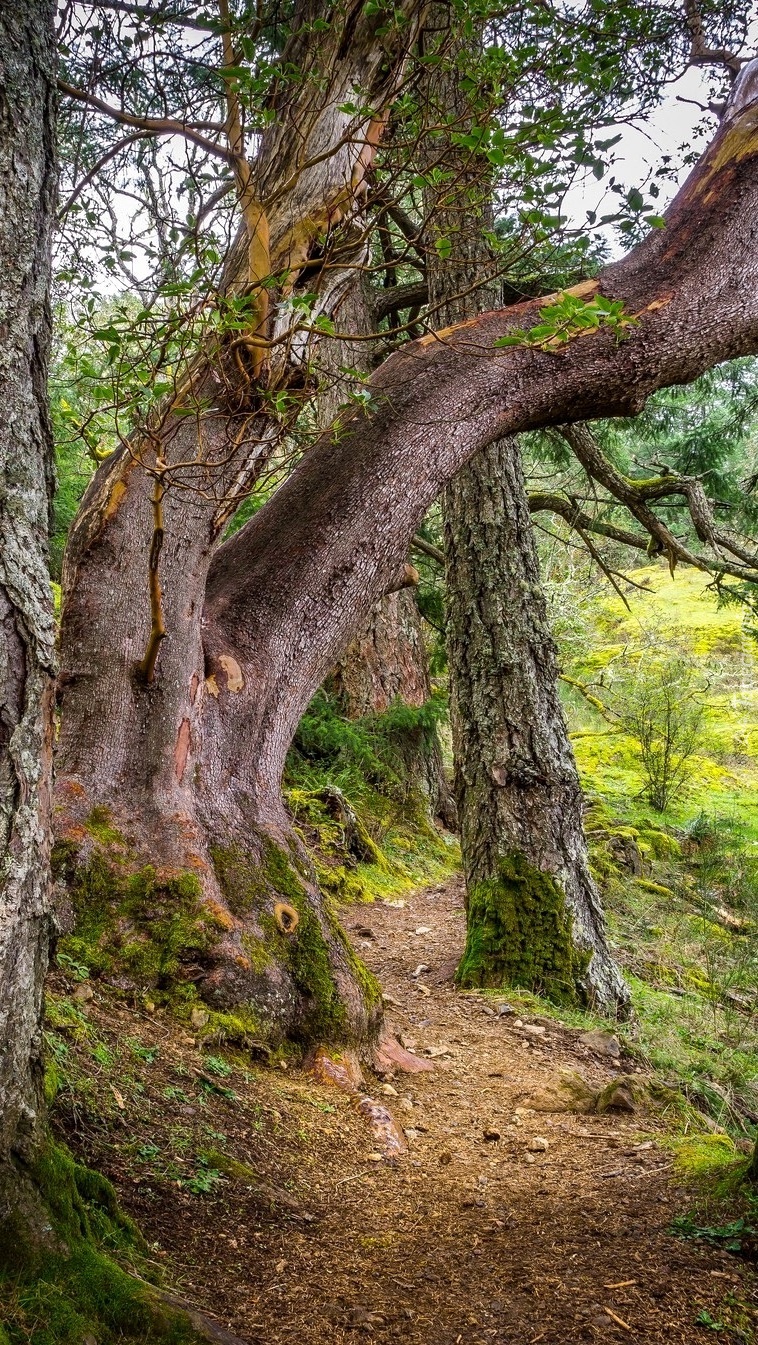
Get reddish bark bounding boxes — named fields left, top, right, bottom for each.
left=57, top=61, right=758, bottom=1041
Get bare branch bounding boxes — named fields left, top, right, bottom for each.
left=57, top=78, right=238, bottom=166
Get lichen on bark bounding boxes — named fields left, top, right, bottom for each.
left=455, top=851, right=589, bottom=1004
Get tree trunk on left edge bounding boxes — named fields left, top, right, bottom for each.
left=0, top=0, right=58, bottom=1242
left=422, top=38, right=628, bottom=1012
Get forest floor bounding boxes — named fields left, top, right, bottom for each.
left=52, top=875, right=758, bottom=1345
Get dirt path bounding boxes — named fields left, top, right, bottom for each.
left=62, top=877, right=758, bottom=1343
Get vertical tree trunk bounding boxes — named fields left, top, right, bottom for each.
left=443, top=442, right=629, bottom=1009
left=0, top=0, right=58, bottom=1228
left=423, top=36, right=628, bottom=1010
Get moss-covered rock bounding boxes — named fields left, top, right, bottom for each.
left=455, top=851, right=589, bottom=1005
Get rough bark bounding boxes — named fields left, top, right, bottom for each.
left=57, top=57, right=758, bottom=1041
left=322, top=278, right=455, bottom=828
left=0, top=0, right=57, bottom=1227
left=422, top=46, right=627, bottom=1010
left=55, top=2, right=425, bottom=1045
left=202, top=55, right=758, bottom=859
left=442, top=441, right=629, bottom=1009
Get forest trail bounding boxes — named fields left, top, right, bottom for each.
left=61, top=877, right=757, bottom=1344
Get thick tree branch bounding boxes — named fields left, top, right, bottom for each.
left=559, top=423, right=758, bottom=584
left=373, top=280, right=429, bottom=322
left=684, top=0, right=746, bottom=79
left=527, top=491, right=650, bottom=552
left=200, top=58, right=758, bottom=814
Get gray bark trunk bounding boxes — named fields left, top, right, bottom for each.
left=443, top=440, right=629, bottom=1009
left=0, top=0, right=57, bottom=1226
left=423, top=46, right=628, bottom=1011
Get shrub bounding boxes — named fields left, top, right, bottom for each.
left=609, top=649, right=708, bottom=811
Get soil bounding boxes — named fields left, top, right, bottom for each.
left=54, top=875, right=758, bottom=1343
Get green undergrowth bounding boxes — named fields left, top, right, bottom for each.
left=284, top=689, right=459, bottom=903
left=0, top=1143, right=201, bottom=1345
left=562, top=564, right=758, bottom=831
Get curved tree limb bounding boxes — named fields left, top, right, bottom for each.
left=559, top=422, right=758, bottom=583
left=199, top=58, right=758, bottom=820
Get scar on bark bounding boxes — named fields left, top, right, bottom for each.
left=274, top=902, right=299, bottom=934
left=136, top=458, right=167, bottom=685
left=174, top=718, right=191, bottom=783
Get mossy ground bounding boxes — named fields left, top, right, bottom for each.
left=0, top=1142, right=201, bottom=1345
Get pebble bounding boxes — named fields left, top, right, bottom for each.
left=522, top=1024, right=546, bottom=1037
left=528, top=1136, right=550, bottom=1152
left=380, top=1084, right=398, bottom=1096
left=73, top=982, right=94, bottom=1002
left=483, top=1125, right=501, bottom=1142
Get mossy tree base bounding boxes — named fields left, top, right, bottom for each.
left=53, top=801, right=381, bottom=1050
left=0, top=1140, right=214, bottom=1345
left=455, top=851, right=590, bottom=1005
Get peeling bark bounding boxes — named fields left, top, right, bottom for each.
left=57, top=57, right=758, bottom=1040
left=0, top=0, right=57, bottom=1222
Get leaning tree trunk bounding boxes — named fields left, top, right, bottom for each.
left=55, top=2, right=425, bottom=1047
left=321, top=277, right=455, bottom=829
left=57, top=57, right=758, bottom=1044
left=0, top=0, right=58, bottom=1238
left=422, top=43, right=628, bottom=1011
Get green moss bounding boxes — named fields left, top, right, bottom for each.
left=638, top=827, right=682, bottom=860
left=84, top=805, right=125, bottom=847
left=209, top=843, right=266, bottom=918
left=0, top=1142, right=201, bottom=1344
left=59, top=854, right=223, bottom=998
left=197, top=1006, right=266, bottom=1049
left=455, top=851, right=589, bottom=1005
left=669, top=1132, right=742, bottom=1180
